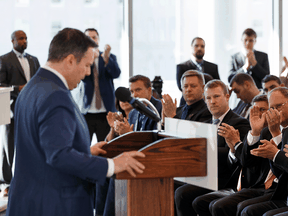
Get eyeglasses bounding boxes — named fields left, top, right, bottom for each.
left=271, top=101, right=288, bottom=110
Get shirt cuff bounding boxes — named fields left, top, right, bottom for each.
left=229, top=149, right=236, bottom=160
left=273, top=150, right=281, bottom=162
left=242, top=66, right=247, bottom=73
left=106, top=158, right=115, bottom=177
left=272, top=133, right=282, bottom=146
left=247, top=130, right=260, bottom=146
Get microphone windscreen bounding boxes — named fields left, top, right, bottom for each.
left=115, top=87, right=132, bottom=102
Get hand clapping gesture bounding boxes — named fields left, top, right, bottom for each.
left=218, top=123, right=241, bottom=153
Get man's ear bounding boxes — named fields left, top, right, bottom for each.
left=243, top=80, right=251, bottom=89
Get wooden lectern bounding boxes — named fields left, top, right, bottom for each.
left=102, top=131, right=207, bottom=216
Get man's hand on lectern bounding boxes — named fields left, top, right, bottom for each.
left=90, top=141, right=107, bottom=156
left=113, top=151, right=145, bottom=177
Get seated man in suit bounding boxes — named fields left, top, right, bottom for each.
left=192, top=94, right=275, bottom=216
left=115, top=75, right=162, bottom=135
left=174, top=80, right=250, bottom=216
left=177, top=37, right=220, bottom=106
left=262, top=74, right=284, bottom=94
left=230, top=72, right=263, bottom=119
left=239, top=87, right=288, bottom=216
left=228, top=28, right=270, bottom=89
left=162, top=70, right=212, bottom=123
left=0, top=30, right=40, bottom=196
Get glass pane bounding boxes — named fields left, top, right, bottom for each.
left=0, top=0, right=124, bottom=87
left=133, top=0, right=273, bottom=104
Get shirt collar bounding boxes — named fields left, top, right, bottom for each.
left=212, top=108, right=230, bottom=124
left=13, top=48, right=26, bottom=58
left=42, top=64, right=69, bottom=89
left=190, top=54, right=203, bottom=66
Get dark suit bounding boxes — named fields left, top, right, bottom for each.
left=233, top=100, right=250, bottom=117
left=0, top=50, right=40, bottom=186
left=193, top=127, right=273, bottom=216
left=175, top=109, right=250, bottom=216
left=80, top=52, right=121, bottom=141
left=6, top=68, right=108, bottom=216
left=174, top=99, right=212, bottom=122
left=228, top=50, right=270, bottom=89
left=240, top=128, right=288, bottom=216
left=176, top=59, right=220, bottom=92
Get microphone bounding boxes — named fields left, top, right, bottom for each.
left=115, top=87, right=161, bottom=122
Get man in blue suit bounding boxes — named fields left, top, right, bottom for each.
left=6, top=28, right=145, bottom=216
left=80, top=28, right=121, bottom=142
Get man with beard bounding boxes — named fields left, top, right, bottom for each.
left=177, top=37, right=220, bottom=105
left=0, top=30, right=40, bottom=196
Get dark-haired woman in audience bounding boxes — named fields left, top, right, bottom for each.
left=105, top=98, right=133, bottom=142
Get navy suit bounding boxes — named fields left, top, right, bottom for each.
left=0, top=50, right=40, bottom=186
left=228, top=50, right=270, bottom=89
left=6, top=68, right=108, bottom=216
left=72, top=52, right=121, bottom=142
left=82, top=52, right=121, bottom=114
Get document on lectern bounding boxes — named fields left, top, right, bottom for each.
left=164, top=118, right=217, bottom=191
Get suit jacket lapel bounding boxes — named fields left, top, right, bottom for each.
left=10, top=51, right=26, bottom=81
left=26, top=54, right=35, bottom=77
left=98, top=52, right=104, bottom=77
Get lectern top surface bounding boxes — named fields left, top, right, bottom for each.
left=0, top=87, right=13, bottom=93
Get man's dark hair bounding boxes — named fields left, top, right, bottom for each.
left=181, top=70, right=204, bottom=88
left=205, top=80, right=229, bottom=95
left=48, top=28, right=97, bottom=63
left=191, top=37, right=205, bottom=46
left=261, top=75, right=281, bottom=85
left=84, top=28, right=99, bottom=37
left=129, top=75, right=151, bottom=88
left=252, top=94, right=268, bottom=104
left=230, top=73, right=256, bottom=87
left=242, top=28, right=257, bottom=38
left=268, top=87, right=288, bottom=99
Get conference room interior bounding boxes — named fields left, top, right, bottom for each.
left=0, top=0, right=288, bottom=215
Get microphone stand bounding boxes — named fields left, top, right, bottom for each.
left=137, top=98, right=162, bottom=131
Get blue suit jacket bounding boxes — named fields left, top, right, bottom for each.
left=7, top=68, right=108, bottom=216
left=128, top=96, right=162, bottom=131
left=81, top=52, right=121, bottom=113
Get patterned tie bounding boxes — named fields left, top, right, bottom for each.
left=212, top=119, right=220, bottom=125
left=240, top=103, right=251, bottom=118
left=93, top=64, right=102, bottom=109
left=19, top=54, right=30, bottom=81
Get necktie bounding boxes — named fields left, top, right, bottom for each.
left=264, top=170, right=276, bottom=189
left=19, top=54, right=30, bottom=81
left=93, top=64, right=102, bottom=109
left=240, top=103, right=251, bottom=118
left=212, top=119, right=220, bottom=125
left=181, top=104, right=192, bottom=120
left=196, top=61, right=203, bottom=72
